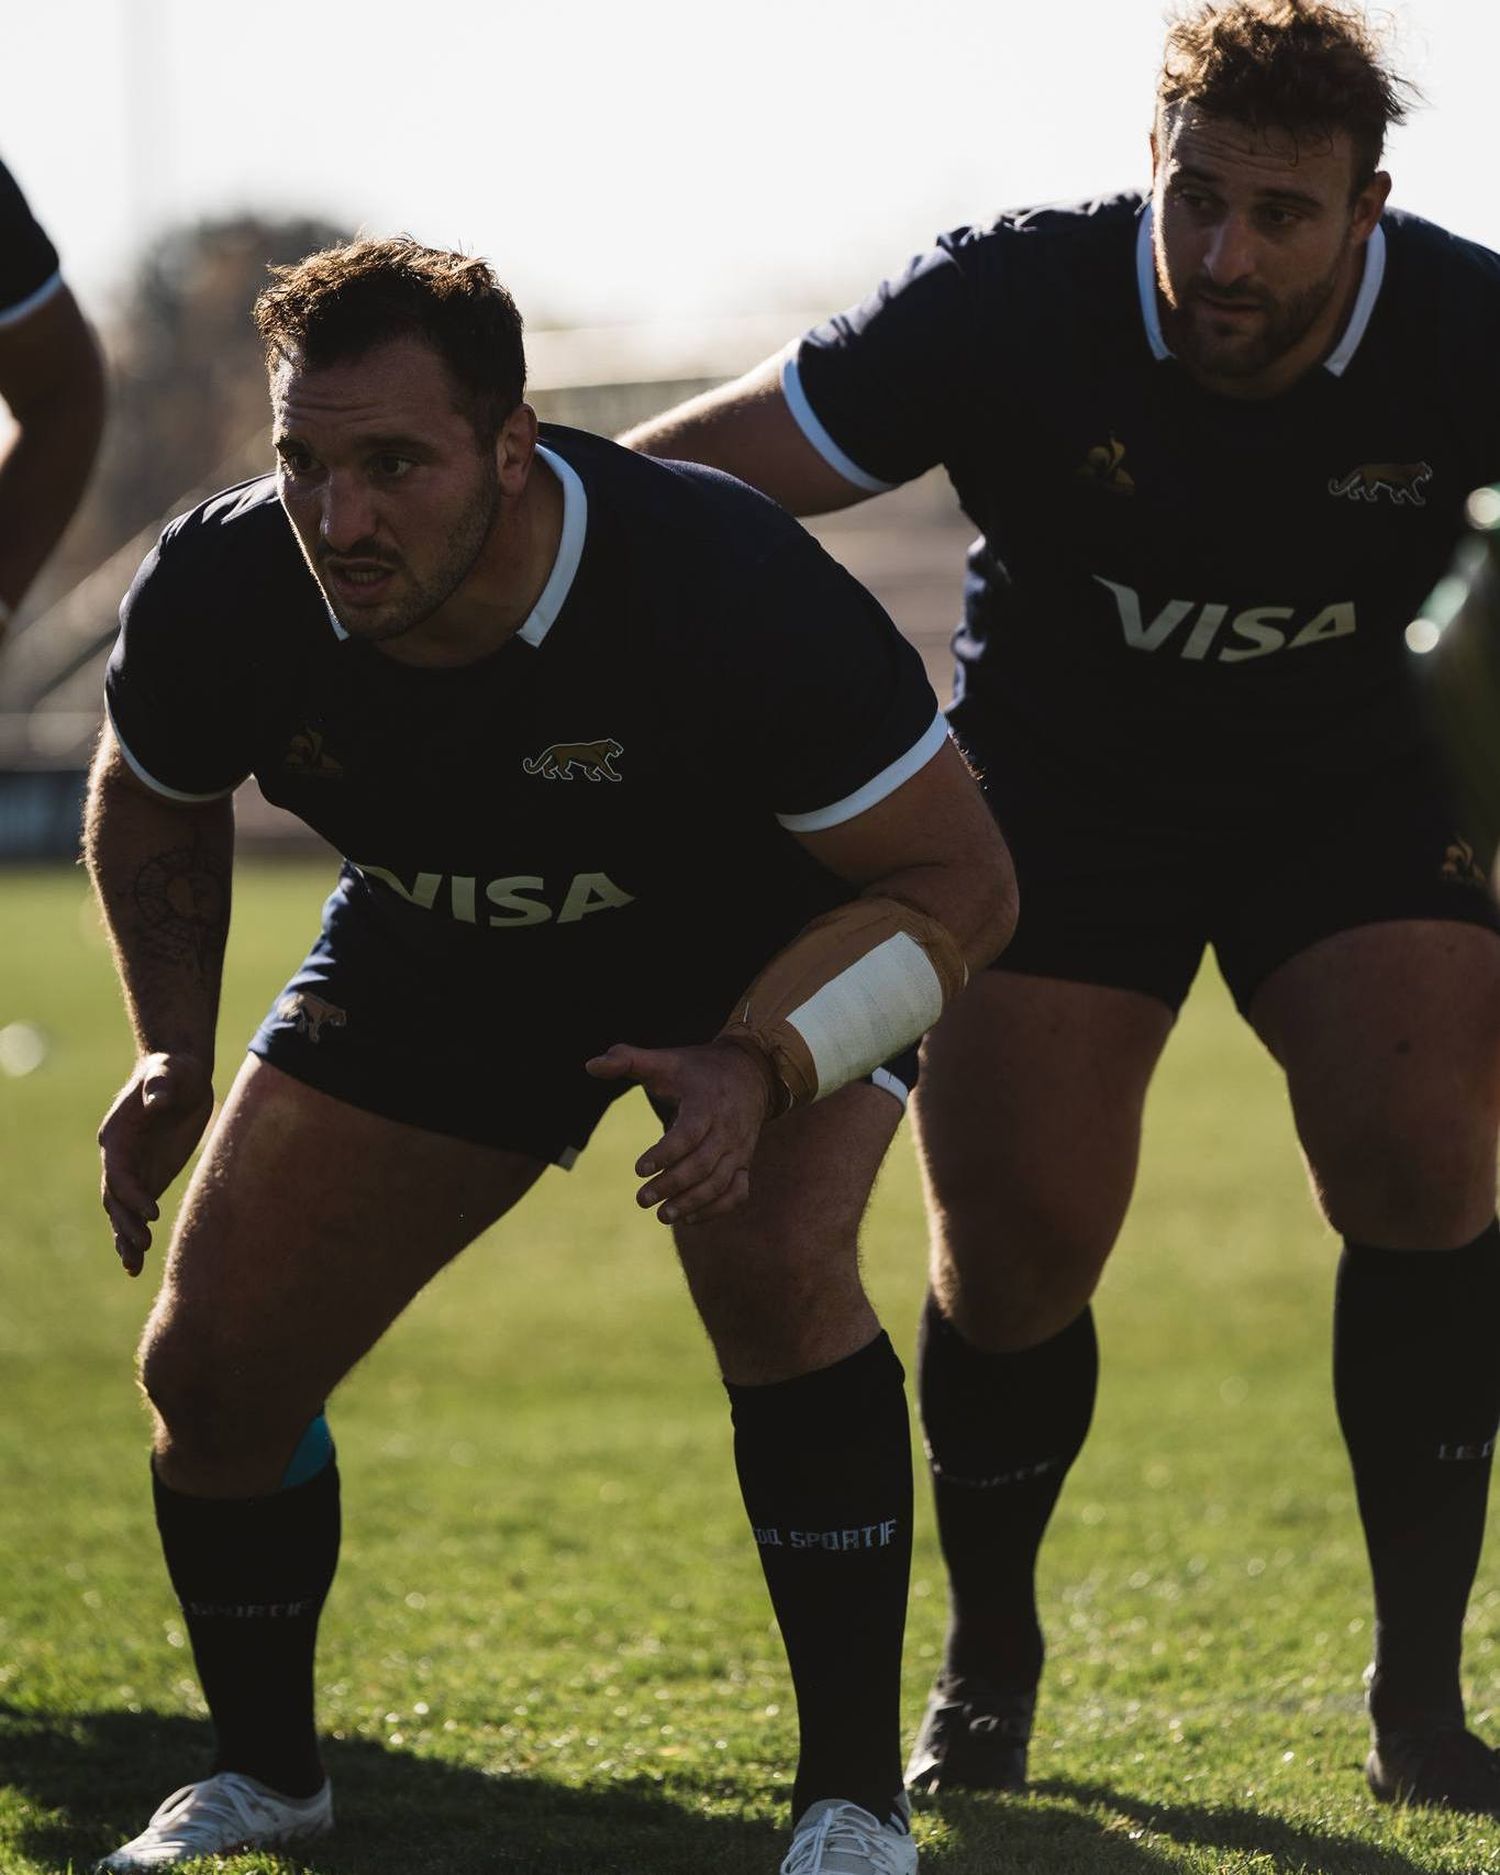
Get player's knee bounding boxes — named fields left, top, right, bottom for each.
left=138, top=1327, right=286, bottom=1475
left=927, top=1208, right=1114, bottom=1352
left=705, top=1297, right=864, bottom=1377
left=689, top=1241, right=872, bottom=1379
left=137, top=1357, right=238, bottom=1466
left=937, top=1263, right=1103, bottom=1352
left=1306, top=1116, right=1498, bottom=1244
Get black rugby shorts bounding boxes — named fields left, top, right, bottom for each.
left=249, top=880, right=920, bottom=1164
left=981, top=754, right=1500, bottom=1014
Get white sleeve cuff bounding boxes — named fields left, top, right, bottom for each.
left=0, top=270, right=64, bottom=330
left=777, top=709, right=949, bottom=832
left=780, top=349, right=897, bottom=495
left=105, top=697, right=240, bottom=803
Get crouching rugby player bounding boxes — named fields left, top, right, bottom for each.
left=84, top=239, right=1015, bottom=1874
left=0, top=154, right=105, bottom=646
left=1411, top=486, right=1500, bottom=867
left=626, top=0, right=1500, bottom=1819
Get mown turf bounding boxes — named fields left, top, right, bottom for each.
left=1, top=860, right=1497, bottom=1874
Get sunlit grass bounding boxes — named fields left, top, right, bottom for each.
left=1, top=861, right=1496, bottom=1872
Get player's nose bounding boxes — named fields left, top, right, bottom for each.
left=318, top=473, right=379, bottom=553
left=1202, top=214, right=1256, bottom=284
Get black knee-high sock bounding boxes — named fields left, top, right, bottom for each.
left=1335, top=1224, right=1500, bottom=1733
left=918, top=1295, right=1097, bottom=1692
left=727, top=1333, right=912, bottom=1823
left=153, top=1459, right=341, bottom=1797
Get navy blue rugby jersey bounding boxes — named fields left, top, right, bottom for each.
left=105, top=425, right=946, bottom=1036
left=788, top=194, right=1500, bottom=819
left=0, top=157, right=61, bottom=325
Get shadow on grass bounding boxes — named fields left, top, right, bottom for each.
left=0, top=1701, right=783, bottom=1875
left=2, top=1708, right=1450, bottom=1874
left=916, top=1787, right=1163, bottom=1871
left=1025, top=1776, right=1446, bottom=1874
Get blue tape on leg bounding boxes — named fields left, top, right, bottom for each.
left=280, top=1413, right=335, bottom=1489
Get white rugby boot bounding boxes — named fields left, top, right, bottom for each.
left=95, top=1771, right=333, bottom=1869
left=780, top=1794, right=917, bottom=1874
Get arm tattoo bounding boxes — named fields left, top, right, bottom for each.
left=130, top=842, right=230, bottom=978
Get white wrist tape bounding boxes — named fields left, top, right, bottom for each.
left=718, top=895, right=968, bottom=1110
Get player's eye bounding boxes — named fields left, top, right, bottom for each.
left=277, top=445, right=316, bottom=477
left=372, top=453, right=415, bottom=479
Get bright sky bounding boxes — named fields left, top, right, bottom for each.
left=8, top=0, right=1497, bottom=332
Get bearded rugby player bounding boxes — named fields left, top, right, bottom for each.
left=624, top=0, right=1500, bottom=1822
left=0, top=155, right=104, bottom=645
left=84, top=240, right=1014, bottom=1873
left=1413, top=487, right=1500, bottom=865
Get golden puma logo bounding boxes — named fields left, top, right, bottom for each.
left=284, top=728, right=343, bottom=777
left=522, top=737, right=624, bottom=782
left=275, top=992, right=347, bottom=1043
left=1328, top=461, right=1434, bottom=507
left=1076, top=435, right=1135, bottom=495
left=1441, top=837, right=1486, bottom=888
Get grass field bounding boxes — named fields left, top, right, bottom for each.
left=2, top=859, right=1498, bottom=1875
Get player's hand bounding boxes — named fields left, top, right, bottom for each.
left=97, top=1052, right=214, bottom=1276
left=584, top=1038, right=776, bottom=1225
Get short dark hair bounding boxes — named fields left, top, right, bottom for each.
left=1157, top=0, right=1416, bottom=188
left=253, top=236, right=526, bottom=449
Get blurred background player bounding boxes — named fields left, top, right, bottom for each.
left=1410, top=485, right=1500, bottom=867
left=0, top=156, right=105, bottom=645
left=625, top=0, right=1500, bottom=1820
left=85, top=239, right=1014, bottom=1872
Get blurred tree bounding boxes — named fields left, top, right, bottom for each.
left=27, top=211, right=347, bottom=617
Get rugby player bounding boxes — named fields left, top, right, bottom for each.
left=623, top=0, right=1500, bottom=1821
left=84, top=238, right=1015, bottom=1873
left=0, top=156, right=105, bottom=642
left=1411, top=486, right=1500, bottom=866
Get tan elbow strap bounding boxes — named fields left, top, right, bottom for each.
left=717, top=895, right=968, bottom=1112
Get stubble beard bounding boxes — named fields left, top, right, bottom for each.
left=1158, top=237, right=1352, bottom=383
left=323, top=455, right=503, bottom=643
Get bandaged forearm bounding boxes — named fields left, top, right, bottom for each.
left=717, top=895, right=968, bottom=1112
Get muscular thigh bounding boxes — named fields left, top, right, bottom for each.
left=672, top=1082, right=903, bottom=1385
left=1249, top=920, right=1500, bottom=1246
left=145, top=1055, right=543, bottom=1481
left=911, top=971, right=1174, bottom=1348
left=1210, top=753, right=1500, bottom=1016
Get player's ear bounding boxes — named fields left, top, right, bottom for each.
left=496, top=401, right=538, bottom=494
left=1351, top=169, right=1391, bottom=242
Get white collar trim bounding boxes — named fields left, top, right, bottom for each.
left=1135, top=202, right=1387, bottom=376
left=516, top=443, right=586, bottom=647
left=1137, top=205, right=1172, bottom=361
left=1323, top=222, right=1386, bottom=376
left=321, top=440, right=587, bottom=648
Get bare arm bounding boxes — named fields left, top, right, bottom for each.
left=85, top=728, right=233, bottom=1058
left=83, top=728, right=234, bottom=1272
left=793, top=737, right=1016, bottom=972
left=589, top=740, right=1015, bottom=1223
left=0, top=284, right=105, bottom=625
left=619, top=353, right=869, bottom=518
